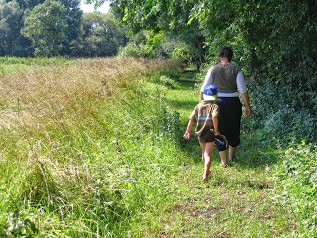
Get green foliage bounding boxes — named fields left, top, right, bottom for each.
left=0, top=0, right=27, bottom=56
left=248, top=77, right=317, bottom=146
left=159, top=34, right=186, bottom=58
left=172, top=45, right=191, bottom=63
left=118, top=42, right=140, bottom=57
left=0, top=0, right=130, bottom=57
left=60, top=0, right=83, bottom=55
left=187, top=0, right=317, bottom=145
left=119, top=29, right=193, bottom=60
left=111, top=0, right=206, bottom=68
left=276, top=143, right=317, bottom=235
left=22, top=0, right=68, bottom=56
left=145, top=30, right=163, bottom=48
left=76, top=12, right=126, bottom=57
left=118, top=30, right=165, bottom=58
left=118, top=42, right=156, bottom=58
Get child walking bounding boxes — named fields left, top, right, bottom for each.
left=183, top=85, right=220, bottom=182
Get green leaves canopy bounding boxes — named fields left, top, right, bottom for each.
left=78, top=12, right=125, bottom=57
left=0, top=0, right=26, bottom=55
left=22, top=0, right=68, bottom=56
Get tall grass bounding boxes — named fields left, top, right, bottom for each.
left=0, top=57, right=183, bottom=237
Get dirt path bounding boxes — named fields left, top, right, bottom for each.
left=159, top=75, right=296, bottom=237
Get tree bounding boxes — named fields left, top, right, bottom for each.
left=22, top=0, right=68, bottom=56
left=76, top=11, right=125, bottom=57
left=0, top=0, right=32, bottom=56
left=59, top=0, right=83, bottom=55
left=16, top=0, right=43, bottom=9
left=107, top=0, right=207, bottom=70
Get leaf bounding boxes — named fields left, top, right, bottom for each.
left=145, top=0, right=152, bottom=7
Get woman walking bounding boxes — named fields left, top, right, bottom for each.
left=200, top=46, right=251, bottom=165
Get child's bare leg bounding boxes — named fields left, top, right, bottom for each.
left=200, top=143, right=205, bottom=164
left=200, top=141, right=215, bottom=182
left=203, top=155, right=211, bottom=181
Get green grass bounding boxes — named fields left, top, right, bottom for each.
left=0, top=57, right=315, bottom=237
left=156, top=74, right=297, bottom=238
left=0, top=56, right=70, bottom=74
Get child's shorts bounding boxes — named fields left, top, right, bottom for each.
left=198, top=130, right=215, bottom=143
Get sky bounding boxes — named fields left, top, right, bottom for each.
left=80, top=0, right=110, bottom=13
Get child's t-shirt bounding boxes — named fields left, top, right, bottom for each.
left=189, top=101, right=219, bottom=136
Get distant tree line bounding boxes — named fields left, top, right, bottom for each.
left=0, top=0, right=126, bottom=57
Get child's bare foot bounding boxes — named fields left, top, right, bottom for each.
left=220, top=163, right=228, bottom=168
left=203, top=170, right=211, bottom=182
left=206, top=170, right=211, bottom=177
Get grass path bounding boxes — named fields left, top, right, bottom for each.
left=158, top=74, right=296, bottom=237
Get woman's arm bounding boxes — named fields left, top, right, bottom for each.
left=236, top=71, right=251, bottom=117
left=240, top=92, right=251, bottom=117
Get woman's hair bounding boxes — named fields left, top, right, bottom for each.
left=218, top=46, right=233, bottom=61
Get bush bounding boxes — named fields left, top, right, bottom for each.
left=172, top=46, right=192, bottom=64
left=248, top=77, right=317, bottom=146
left=118, top=43, right=141, bottom=57
left=276, top=143, right=317, bottom=236
left=118, top=43, right=156, bottom=58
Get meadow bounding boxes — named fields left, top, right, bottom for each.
left=0, top=57, right=316, bottom=237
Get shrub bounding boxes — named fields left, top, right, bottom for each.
left=172, top=46, right=192, bottom=64
left=276, top=143, right=317, bottom=236
left=248, top=77, right=317, bottom=146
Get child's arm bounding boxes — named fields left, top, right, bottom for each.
left=212, top=115, right=220, bottom=136
left=183, top=120, right=194, bottom=140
